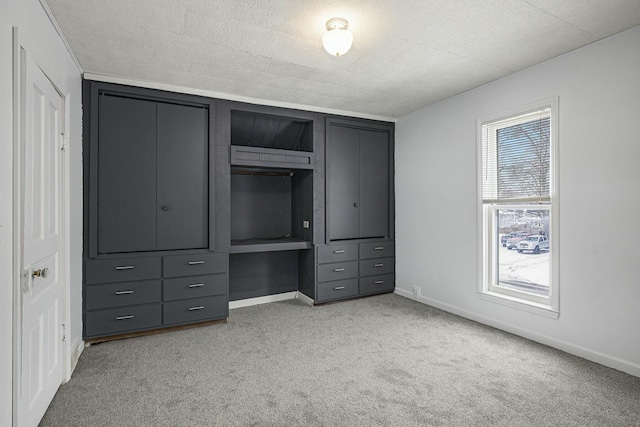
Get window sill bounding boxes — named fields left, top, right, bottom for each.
left=478, top=290, right=559, bottom=319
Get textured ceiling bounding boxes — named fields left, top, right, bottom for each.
left=46, top=0, right=640, bottom=119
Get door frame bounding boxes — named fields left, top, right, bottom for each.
left=11, top=26, right=73, bottom=426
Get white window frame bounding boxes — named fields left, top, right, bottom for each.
left=477, top=97, right=560, bottom=318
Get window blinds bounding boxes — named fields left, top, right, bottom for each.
left=482, top=108, right=551, bottom=203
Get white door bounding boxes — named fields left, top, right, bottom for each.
left=19, top=50, right=65, bottom=427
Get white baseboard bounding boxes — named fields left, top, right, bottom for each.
left=296, top=291, right=315, bottom=306
left=394, top=289, right=640, bottom=378
left=229, top=292, right=297, bottom=310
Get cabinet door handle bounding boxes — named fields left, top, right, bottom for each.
left=188, top=283, right=205, bottom=288
left=374, top=263, right=384, bottom=267
left=188, top=261, right=205, bottom=265
left=334, top=268, right=346, bottom=272
left=333, top=250, right=345, bottom=254
left=374, top=280, right=384, bottom=284
left=189, top=306, right=205, bottom=311
left=374, top=247, right=384, bottom=251
left=115, top=265, right=134, bottom=270
left=115, top=290, right=134, bottom=295
left=334, top=286, right=345, bottom=290
left=115, top=315, right=134, bottom=320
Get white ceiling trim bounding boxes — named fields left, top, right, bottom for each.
left=39, top=0, right=83, bottom=73
left=83, top=72, right=397, bottom=123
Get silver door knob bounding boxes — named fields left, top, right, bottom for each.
left=32, top=268, right=49, bottom=279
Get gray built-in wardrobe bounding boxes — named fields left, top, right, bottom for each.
left=82, top=81, right=395, bottom=341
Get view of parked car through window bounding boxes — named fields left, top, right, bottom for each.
left=517, top=235, right=549, bottom=254
left=497, top=209, right=549, bottom=297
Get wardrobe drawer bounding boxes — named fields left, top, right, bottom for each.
left=317, top=244, right=358, bottom=264
left=163, top=295, right=228, bottom=325
left=163, top=274, right=227, bottom=301
left=85, top=304, right=162, bottom=338
left=359, top=257, right=395, bottom=277
left=85, top=280, right=161, bottom=310
left=359, top=242, right=395, bottom=259
left=163, top=253, right=226, bottom=278
left=316, top=279, right=358, bottom=302
left=359, top=274, right=395, bottom=295
left=86, top=257, right=161, bottom=284
left=317, top=261, right=358, bottom=283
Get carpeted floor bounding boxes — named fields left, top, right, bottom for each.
left=41, top=293, right=640, bottom=426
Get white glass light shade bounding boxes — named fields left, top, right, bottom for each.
left=322, top=18, right=353, bottom=56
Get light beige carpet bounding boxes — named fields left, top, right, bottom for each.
left=41, top=294, right=640, bottom=426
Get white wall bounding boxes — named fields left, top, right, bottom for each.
left=0, top=0, right=83, bottom=424
left=395, top=26, right=640, bottom=377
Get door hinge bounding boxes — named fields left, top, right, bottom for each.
left=61, top=132, right=67, bottom=151
left=61, top=323, right=66, bottom=342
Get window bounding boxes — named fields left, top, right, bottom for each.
left=478, top=98, right=559, bottom=317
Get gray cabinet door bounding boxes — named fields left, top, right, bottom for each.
left=359, top=129, right=389, bottom=238
left=156, top=103, right=209, bottom=250
left=327, top=122, right=390, bottom=241
left=328, top=124, right=360, bottom=240
left=98, top=95, right=157, bottom=253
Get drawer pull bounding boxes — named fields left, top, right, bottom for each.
left=334, top=286, right=346, bottom=290
left=115, top=265, right=134, bottom=270
left=188, top=283, right=205, bottom=288
left=374, top=280, right=384, bottom=284
left=334, top=268, right=346, bottom=272
left=374, top=263, right=384, bottom=268
left=189, top=306, right=205, bottom=311
left=188, top=261, right=205, bottom=265
left=115, top=290, right=134, bottom=295
left=115, top=315, right=134, bottom=320
left=333, top=250, right=345, bottom=254
left=374, top=247, right=384, bottom=250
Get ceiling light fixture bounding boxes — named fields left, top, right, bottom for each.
left=322, top=18, right=353, bottom=57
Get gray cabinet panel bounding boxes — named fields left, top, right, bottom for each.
left=97, top=95, right=157, bottom=253
left=359, top=129, right=389, bottom=238
left=163, top=253, right=226, bottom=278
left=163, top=274, right=226, bottom=301
left=317, top=260, right=358, bottom=283
left=316, top=279, right=358, bottom=302
left=163, top=295, right=228, bottom=325
left=231, top=173, right=292, bottom=241
left=359, top=242, right=395, bottom=259
left=229, top=251, right=298, bottom=301
left=317, top=244, right=358, bottom=264
left=326, top=120, right=392, bottom=242
left=85, top=257, right=161, bottom=284
left=85, top=280, right=161, bottom=310
left=359, top=257, right=395, bottom=277
left=156, top=103, right=209, bottom=250
left=85, top=304, right=162, bottom=338
left=328, top=125, right=360, bottom=240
